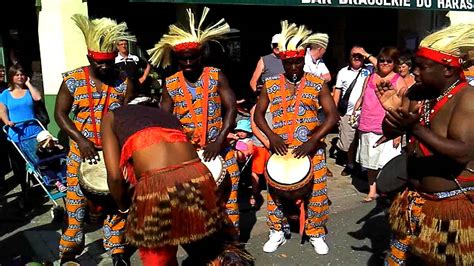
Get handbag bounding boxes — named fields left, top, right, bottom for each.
left=337, top=69, right=363, bottom=116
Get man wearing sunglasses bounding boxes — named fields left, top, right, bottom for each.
left=55, top=15, right=135, bottom=265
left=333, top=46, right=373, bottom=176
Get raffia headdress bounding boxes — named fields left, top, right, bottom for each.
left=417, top=23, right=474, bottom=69
left=72, top=14, right=136, bottom=61
left=277, top=20, right=329, bottom=60
left=147, top=7, right=230, bottom=68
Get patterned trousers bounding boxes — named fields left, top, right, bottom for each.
left=266, top=155, right=329, bottom=238
left=222, top=149, right=241, bottom=233
left=59, top=143, right=126, bottom=258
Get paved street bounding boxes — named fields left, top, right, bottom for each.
left=0, top=136, right=393, bottom=265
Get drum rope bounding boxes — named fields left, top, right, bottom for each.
left=278, top=74, right=307, bottom=144
left=179, top=67, right=210, bottom=146
left=84, top=66, right=112, bottom=146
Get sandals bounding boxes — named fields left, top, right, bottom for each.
left=361, top=195, right=378, bottom=203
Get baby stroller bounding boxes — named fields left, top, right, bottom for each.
left=3, top=119, right=66, bottom=221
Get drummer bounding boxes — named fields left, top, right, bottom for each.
left=376, top=22, right=474, bottom=265
left=150, top=7, right=241, bottom=238
left=254, top=21, right=338, bottom=254
left=54, top=15, right=135, bottom=265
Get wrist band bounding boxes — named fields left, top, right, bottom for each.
left=118, top=208, right=129, bottom=214
left=366, top=54, right=373, bottom=60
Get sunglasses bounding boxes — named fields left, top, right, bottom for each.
left=378, top=58, right=394, bottom=64
left=351, top=54, right=364, bottom=60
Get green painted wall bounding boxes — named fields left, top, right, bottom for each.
left=44, top=94, right=59, bottom=136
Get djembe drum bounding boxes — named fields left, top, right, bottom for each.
left=78, top=151, right=116, bottom=217
left=376, top=153, right=408, bottom=194
left=265, top=150, right=313, bottom=200
left=197, top=150, right=226, bottom=186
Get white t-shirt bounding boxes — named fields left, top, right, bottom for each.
left=335, top=66, right=371, bottom=115
left=303, top=49, right=329, bottom=78
left=115, top=53, right=140, bottom=64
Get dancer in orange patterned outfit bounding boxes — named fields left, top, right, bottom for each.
left=254, top=21, right=338, bottom=255
left=148, top=7, right=240, bottom=237
left=54, top=14, right=135, bottom=265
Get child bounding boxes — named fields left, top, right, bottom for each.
left=36, top=130, right=65, bottom=159
left=229, top=119, right=254, bottom=163
left=249, top=103, right=272, bottom=209
left=36, top=130, right=66, bottom=192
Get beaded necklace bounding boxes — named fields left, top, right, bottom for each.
left=421, top=79, right=461, bottom=127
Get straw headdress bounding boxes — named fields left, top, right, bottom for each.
left=147, top=7, right=230, bottom=68
left=417, top=23, right=474, bottom=69
left=277, top=20, right=329, bottom=60
left=72, top=14, right=136, bottom=61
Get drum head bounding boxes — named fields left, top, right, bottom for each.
left=197, top=150, right=225, bottom=185
left=79, top=151, right=109, bottom=194
left=266, top=152, right=311, bottom=185
left=377, top=153, right=408, bottom=193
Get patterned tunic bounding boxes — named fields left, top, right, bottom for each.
left=165, top=67, right=240, bottom=230
left=59, top=66, right=128, bottom=257
left=264, top=73, right=329, bottom=238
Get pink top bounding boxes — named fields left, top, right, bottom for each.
left=358, top=73, right=400, bottom=134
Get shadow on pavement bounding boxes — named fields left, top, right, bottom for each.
left=0, top=188, right=51, bottom=238
left=347, top=197, right=392, bottom=266
left=0, top=220, right=61, bottom=265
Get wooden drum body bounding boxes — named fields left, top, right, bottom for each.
left=265, top=150, right=314, bottom=200
left=78, top=151, right=116, bottom=211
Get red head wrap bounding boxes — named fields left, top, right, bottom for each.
left=174, top=42, right=201, bottom=52
left=88, top=50, right=117, bottom=61
left=416, top=47, right=463, bottom=68
left=280, top=49, right=305, bottom=60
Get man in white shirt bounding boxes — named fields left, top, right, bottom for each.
left=333, top=46, right=372, bottom=176
left=115, top=40, right=151, bottom=88
left=304, top=43, right=331, bottom=82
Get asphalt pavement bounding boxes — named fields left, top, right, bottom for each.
left=0, top=135, right=393, bottom=266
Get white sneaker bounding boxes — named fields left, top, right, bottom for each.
left=263, top=230, right=286, bottom=253
left=309, top=237, right=329, bottom=255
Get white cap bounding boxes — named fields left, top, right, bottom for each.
left=36, top=130, right=58, bottom=143
left=271, top=34, right=282, bottom=44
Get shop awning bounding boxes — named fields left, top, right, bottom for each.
left=129, top=0, right=474, bottom=11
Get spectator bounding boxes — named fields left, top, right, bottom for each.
left=249, top=34, right=285, bottom=92
left=304, top=41, right=331, bottom=83
left=229, top=119, right=254, bottom=163
left=0, top=63, right=43, bottom=207
left=303, top=33, right=333, bottom=176
left=249, top=93, right=272, bottom=209
left=0, top=65, right=7, bottom=92
left=333, top=46, right=372, bottom=176
left=115, top=39, right=151, bottom=92
left=0, top=64, right=9, bottom=186
left=353, top=47, right=407, bottom=202
left=398, top=55, right=416, bottom=88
